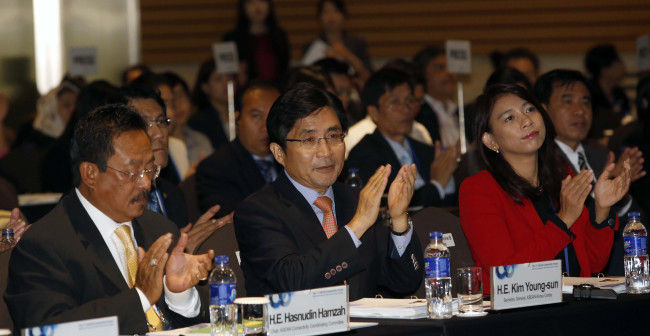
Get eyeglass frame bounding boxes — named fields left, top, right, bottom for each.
left=104, top=164, right=161, bottom=183
left=144, top=117, right=172, bottom=129
left=285, top=133, right=346, bottom=150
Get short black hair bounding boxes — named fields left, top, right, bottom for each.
left=485, top=67, right=533, bottom=92
left=112, top=84, right=167, bottom=117
left=162, top=71, right=190, bottom=96
left=384, top=58, right=426, bottom=87
left=120, top=64, right=151, bottom=85
left=314, top=58, right=351, bottom=76
left=533, top=69, right=595, bottom=105
left=317, top=0, right=346, bottom=16
left=360, top=67, right=413, bottom=109
left=267, top=82, right=348, bottom=148
left=283, top=66, right=333, bottom=92
left=71, top=104, right=147, bottom=186
left=412, top=45, right=445, bottom=78
left=500, top=48, right=540, bottom=74
left=235, top=79, right=279, bottom=112
left=131, top=72, right=172, bottom=92
left=585, top=44, right=620, bottom=80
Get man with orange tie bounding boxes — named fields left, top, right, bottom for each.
left=5, top=105, right=213, bottom=335
left=234, top=83, right=424, bottom=300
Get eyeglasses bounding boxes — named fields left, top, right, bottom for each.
left=387, top=97, right=416, bottom=111
left=145, top=118, right=172, bottom=129
left=105, top=165, right=161, bottom=183
left=285, top=133, right=346, bottom=150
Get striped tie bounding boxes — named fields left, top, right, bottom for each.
left=313, top=196, right=337, bottom=238
left=114, top=225, right=167, bottom=331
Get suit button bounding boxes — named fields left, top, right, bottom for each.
left=607, top=218, right=615, bottom=227
left=325, top=273, right=331, bottom=279
left=336, top=265, right=342, bottom=272
left=330, top=269, right=336, bottom=276
left=341, top=262, right=348, bottom=269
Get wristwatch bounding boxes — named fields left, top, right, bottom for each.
left=383, top=212, right=412, bottom=236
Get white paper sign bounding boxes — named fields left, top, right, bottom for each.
left=445, top=40, right=471, bottom=74
left=68, top=47, right=98, bottom=76
left=442, top=233, right=455, bottom=247
left=266, top=285, right=349, bottom=336
left=212, top=42, right=239, bottom=75
left=22, top=316, right=118, bottom=336
left=490, top=260, right=562, bottom=310
left=638, top=35, right=649, bottom=71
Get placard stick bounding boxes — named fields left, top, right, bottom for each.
left=458, top=81, right=466, bottom=155
left=227, top=80, right=235, bottom=141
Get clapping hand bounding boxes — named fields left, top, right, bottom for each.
left=611, top=148, right=645, bottom=183
left=557, top=170, right=594, bottom=228
left=347, top=165, right=390, bottom=239
left=1, top=208, right=30, bottom=253
left=165, top=233, right=214, bottom=293
left=180, top=205, right=231, bottom=254
left=594, top=161, right=631, bottom=209
left=387, top=164, right=417, bottom=227
left=136, top=233, right=172, bottom=305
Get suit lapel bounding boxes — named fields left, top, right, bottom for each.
left=64, top=193, right=129, bottom=290
left=233, top=138, right=267, bottom=189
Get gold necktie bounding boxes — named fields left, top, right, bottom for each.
left=114, top=225, right=166, bottom=331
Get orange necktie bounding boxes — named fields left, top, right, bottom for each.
left=314, top=196, right=337, bottom=238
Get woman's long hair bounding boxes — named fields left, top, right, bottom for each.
left=473, top=84, right=568, bottom=204
left=235, top=0, right=279, bottom=35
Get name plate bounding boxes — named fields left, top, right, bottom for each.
left=266, top=285, right=349, bottom=336
left=22, top=316, right=118, bottom=336
left=490, top=260, right=562, bottom=310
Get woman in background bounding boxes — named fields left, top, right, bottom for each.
left=189, top=59, right=232, bottom=149
left=460, top=84, right=630, bottom=293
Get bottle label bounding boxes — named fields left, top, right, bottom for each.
left=210, top=283, right=236, bottom=305
left=624, top=236, right=647, bottom=255
left=425, top=257, right=450, bottom=277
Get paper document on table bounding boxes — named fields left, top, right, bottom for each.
left=562, top=277, right=626, bottom=294
left=350, top=298, right=427, bottom=319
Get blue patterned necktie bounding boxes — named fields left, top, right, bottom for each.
left=148, top=185, right=163, bottom=214
left=255, top=159, right=275, bottom=183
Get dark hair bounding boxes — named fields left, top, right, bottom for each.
left=236, top=79, right=279, bottom=112
left=71, top=104, right=147, bottom=186
left=585, top=44, right=620, bottom=80
left=361, top=68, right=413, bottom=109
left=58, top=75, right=86, bottom=98
left=267, top=82, right=348, bottom=148
left=533, top=69, right=595, bottom=105
left=120, top=64, right=151, bottom=85
left=235, top=0, right=279, bottom=35
left=385, top=58, right=426, bottom=87
left=192, top=59, right=217, bottom=110
left=162, top=72, right=190, bottom=96
left=317, top=0, right=347, bottom=16
left=412, top=45, right=445, bottom=79
left=131, top=72, right=172, bottom=92
left=499, top=48, right=540, bottom=74
left=283, top=66, right=333, bottom=92
left=111, top=84, right=167, bottom=117
left=474, top=84, right=567, bottom=204
left=485, top=67, right=533, bottom=92
left=313, top=58, right=351, bottom=76
left=76, top=80, right=118, bottom=120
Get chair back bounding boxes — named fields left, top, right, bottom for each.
left=412, top=207, right=474, bottom=298
left=0, top=249, right=13, bottom=329
left=178, top=174, right=201, bottom=224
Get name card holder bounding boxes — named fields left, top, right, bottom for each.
left=490, top=260, right=563, bottom=310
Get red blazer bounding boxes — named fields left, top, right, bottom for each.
left=459, top=170, right=618, bottom=293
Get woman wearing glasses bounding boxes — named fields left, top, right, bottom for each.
left=460, top=84, right=630, bottom=293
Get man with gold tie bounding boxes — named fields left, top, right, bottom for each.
left=5, top=104, right=213, bottom=335
left=234, top=83, right=424, bottom=300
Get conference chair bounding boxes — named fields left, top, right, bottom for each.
left=178, top=173, right=201, bottom=224
left=412, top=207, right=474, bottom=298
left=0, top=249, right=13, bottom=330
left=195, top=221, right=245, bottom=298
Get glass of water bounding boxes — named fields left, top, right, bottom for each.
left=234, top=297, right=270, bottom=335
left=457, top=267, right=483, bottom=314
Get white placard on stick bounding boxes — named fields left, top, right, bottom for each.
left=68, top=47, right=98, bottom=76
left=638, top=35, right=649, bottom=72
left=445, top=40, right=471, bottom=74
left=490, top=260, right=563, bottom=311
left=212, top=42, right=239, bottom=75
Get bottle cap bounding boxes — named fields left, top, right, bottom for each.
left=348, top=168, right=359, bottom=174
left=429, top=231, right=443, bottom=239
left=628, top=212, right=641, bottom=219
left=214, top=255, right=229, bottom=265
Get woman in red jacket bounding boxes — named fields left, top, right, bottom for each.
left=460, top=84, right=630, bottom=293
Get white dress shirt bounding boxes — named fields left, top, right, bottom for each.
left=344, top=115, right=433, bottom=158
left=423, top=94, right=459, bottom=148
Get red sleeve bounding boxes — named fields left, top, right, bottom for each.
left=573, top=208, right=617, bottom=274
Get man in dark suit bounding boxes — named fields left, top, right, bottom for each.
left=534, top=69, right=646, bottom=275
left=196, top=81, right=281, bottom=216
left=234, top=83, right=423, bottom=301
left=4, top=105, right=213, bottom=335
left=347, top=68, right=460, bottom=207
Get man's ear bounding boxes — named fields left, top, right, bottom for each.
left=481, top=132, right=496, bottom=150
left=367, top=105, right=379, bottom=123
left=270, top=143, right=285, bottom=166
left=80, top=162, right=98, bottom=189
left=542, top=103, right=548, bottom=112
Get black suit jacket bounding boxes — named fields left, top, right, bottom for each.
left=234, top=172, right=423, bottom=301
left=156, top=177, right=189, bottom=229
left=196, top=138, right=278, bottom=217
left=188, top=106, right=229, bottom=150
left=4, top=192, right=202, bottom=335
left=416, top=102, right=441, bottom=144
left=346, top=130, right=457, bottom=207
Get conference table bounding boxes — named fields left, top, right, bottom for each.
left=341, top=293, right=650, bottom=335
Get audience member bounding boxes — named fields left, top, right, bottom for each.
left=303, top=0, right=371, bottom=85
left=121, top=64, right=151, bottom=87
left=494, top=48, right=540, bottom=85
left=584, top=44, right=631, bottom=141
left=283, top=66, right=334, bottom=93
left=189, top=59, right=232, bottom=149
left=234, top=83, right=423, bottom=299
left=5, top=104, right=213, bottom=334
left=460, top=84, right=629, bottom=293
left=413, top=46, right=459, bottom=147
left=313, top=58, right=363, bottom=123
left=347, top=68, right=459, bottom=207
left=196, top=80, right=281, bottom=217
left=0, top=207, right=29, bottom=254
left=0, top=94, right=12, bottom=159
left=626, top=77, right=650, bottom=216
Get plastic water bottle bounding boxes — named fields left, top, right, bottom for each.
left=344, top=168, right=363, bottom=190
left=209, top=255, right=237, bottom=335
left=0, top=228, right=15, bottom=250
left=424, top=231, right=452, bottom=318
left=624, top=212, right=650, bottom=294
